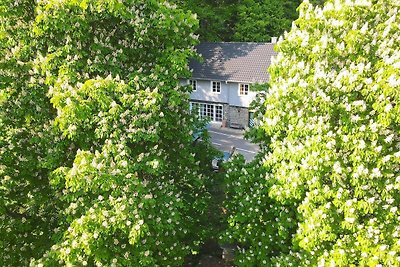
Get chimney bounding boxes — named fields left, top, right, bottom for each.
left=271, top=36, right=277, bottom=43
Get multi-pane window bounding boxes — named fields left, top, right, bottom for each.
left=189, top=79, right=197, bottom=91
left=215, top=105, right=223, bottom=122
left=206, top=104, right=214, bottom=118
left=200, top=103, right=207, bottom=118
left=190, top=102, right=199, bottom=114
left=212, top=81, right=221, bottom=93
left=190, top=102, right=223, bottom=122
left=239, top=83, right=249, bottom=95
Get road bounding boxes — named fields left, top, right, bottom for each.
left=208, top=125, right=259, bottom=162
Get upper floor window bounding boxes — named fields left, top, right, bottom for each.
left=189, top=79, right=197, bottom=91
left=212, top=81, right=221, bottom=93
left=239, top=83, right=249, bottom=96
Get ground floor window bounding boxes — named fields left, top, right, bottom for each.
left=190, top=102, right=223, bottom=122
left=215, top=105, right=223, bottom=121
left=249, top=112, right=255, bottom=127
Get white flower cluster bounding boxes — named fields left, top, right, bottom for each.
left=1, top=0, right=214, bottom=266
left=223, top=0, right=400, bottom=266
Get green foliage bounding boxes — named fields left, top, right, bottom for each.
left=172, top=0, right=237, bottom=41
left=309, top=0, right=327, bottom=6
left=173, top=0, right=302, bottom=42
left=222, top=0, right=400, bottom=266
left=1, top=0, right=216, bottom=266
left=221, top=154, right=298, bottom=266
left=233, top=0, right=301, bottom=42
left=0, top=0, right=72, bottom=264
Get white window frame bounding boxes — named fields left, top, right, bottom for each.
left=215, top=105, right=223, bottom=122
left=238, top=83, right=249, bottom=96
left=189, top=79, right=197, bottom=91
left=190, top=102, right=223, bottom=122
left=211, top=81, right=221, bottom=94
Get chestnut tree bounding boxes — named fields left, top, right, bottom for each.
left=1, top=0, right=215, bottom=266
left=222, top=0, right=400, bottom=266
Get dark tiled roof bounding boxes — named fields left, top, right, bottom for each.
left=189, top=42, right=276, bottom=84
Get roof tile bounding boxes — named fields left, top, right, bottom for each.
left=189, top=42, right=277, bottom=83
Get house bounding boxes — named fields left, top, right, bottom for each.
left=184, top=42, right=277, bottom=128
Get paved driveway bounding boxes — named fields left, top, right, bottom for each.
left=208, top=125, right=259, bottom=162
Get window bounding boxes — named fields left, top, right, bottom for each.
left=189, top=79, right=197, bottom=91
left=190, top=102, right=199, bottom=114
left=206, top=104, right=214, bottom=118
left=212, top=81, right=221, bottom=93
left=249, top=112, right=255, bottom=128
left=190, top=102, right=223, bottom=122
left=215, top=105, right=223, bottom=122
left=239, top=83, right=249, bottom=96
left=200, top=103, right=207, bottom=118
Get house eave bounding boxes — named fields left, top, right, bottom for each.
left=189, top=77, right=268, bottom=84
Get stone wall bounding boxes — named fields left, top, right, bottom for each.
left=228, top=106, right=249, bottom=129
left=223, top=103, right=230, bottom=123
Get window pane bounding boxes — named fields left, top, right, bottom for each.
left=191, top=102, right=223, bottom=122
left=202, top=104, right=208, bottom=118
left=190, top=80, right=196, bottom=91
left=206, top=104, right=214, bottom=119
left=215, top=105, right=223, bottom=122
left=239, top=84, right=249, bottom=95
left=190, top=102, right=200, bottom=116
left=213, top=81, right=221, bottom=93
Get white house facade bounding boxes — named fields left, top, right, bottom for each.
left=183, top=42, right=276, bottom=128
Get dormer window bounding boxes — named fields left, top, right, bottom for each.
left=212, top=81, right=221, bottom=93
left=239, top=83, right=249, bottom=96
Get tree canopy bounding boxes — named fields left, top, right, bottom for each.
left=222, top=0, right=400, bottom=265
left=2, top=0, right=398, bottom=266
left=1, top=0, right=216, bottom=266
left=233, top=0, right=301, bottom=42
left=172, top=0, right=305, bottom=42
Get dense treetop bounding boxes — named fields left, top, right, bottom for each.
left=222, top=0, right=400, bottom=265
left=1, top=0, right=216, bottom=266
left=172, top=0, right=304, bottom=42
left=2, top=0, right=398, bottom=266
left=171, top=0, right=328, bottom=42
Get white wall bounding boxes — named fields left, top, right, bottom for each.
left=227, top=82, right=257, bottom=108
left=181, top=79, right=256, bottom=108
